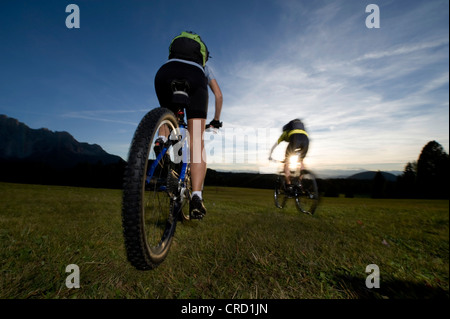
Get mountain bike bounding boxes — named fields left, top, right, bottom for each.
left=122, top=80, right=218, bottom=270
left=272, top=154, right=319, bottom=215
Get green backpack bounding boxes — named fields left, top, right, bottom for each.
left=169, top=31, right=210, bottom=67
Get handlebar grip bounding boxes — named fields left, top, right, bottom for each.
left=207, top=120, right=222, bottom=129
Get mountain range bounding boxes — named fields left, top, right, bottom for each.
left=0, top=114, right=123, bottom=168
left=0, top=114, right=125, bottom=188
left=347, top=171, right=398, bottom=182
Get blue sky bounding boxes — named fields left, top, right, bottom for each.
left=1, top=0, right=448, bottom=177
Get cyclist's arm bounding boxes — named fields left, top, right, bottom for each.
left=278, top=131, right=288, bottom=144
left=269, top=132, right=288, bottom=160
left=209, top=79, right=223, bottom=121
left=206, top=65, right=223, bottom=122
left=268, top=141, right=278, bottom=159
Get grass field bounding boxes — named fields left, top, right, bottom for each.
left=0, top=182, right=448, bottom=299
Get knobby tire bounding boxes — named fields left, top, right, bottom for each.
left=122, top=108, right=179, bottom=270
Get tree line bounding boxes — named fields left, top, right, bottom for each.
left=395, top=140, right=449, bottom=199
left=205, top=140, right=449, bottom=200
left=1, top=140, right=447, bottom=199
left=318, top=141, right=449, bottom=199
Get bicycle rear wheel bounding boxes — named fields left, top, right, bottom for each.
left=294, top=170, right=319, bottom=215
left=122, top=107, right=180, bottom=270
left=274, top=176, right=287, bottom=209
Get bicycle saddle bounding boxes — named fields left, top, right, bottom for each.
left=171, top=80, right=190, bottom=107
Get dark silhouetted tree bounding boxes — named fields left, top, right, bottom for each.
left=397, top=161, right=417, bottom=198
left=416, top=141, right=449, bottom=199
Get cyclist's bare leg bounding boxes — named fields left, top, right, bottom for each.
left=157, top=124, right=170, bottom=139
left=188, top=118, right=206, bottom=194
left=284, top=161, right=291, bottom=185
left=299, top=159, right=305, bottom=181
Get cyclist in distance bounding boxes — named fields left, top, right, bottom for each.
left=154, top=31, right=223, bottom=219
left=268, top=119, right=309, bottom=192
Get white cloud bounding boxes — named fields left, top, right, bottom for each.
left=355, top=39, right=448, bottom=61
left=61, top=109, right=147, bottom=126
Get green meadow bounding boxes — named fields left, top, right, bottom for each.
left=0, top=182, right=448, bottom=299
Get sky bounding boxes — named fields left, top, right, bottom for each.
left=0, top=0, right=448, bottom=177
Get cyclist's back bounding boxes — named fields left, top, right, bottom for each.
left=269, top=118, right=309, bottom=188
left=278, top=119, right=309, bottom=160
left=155, top=31, right=209, bottom=121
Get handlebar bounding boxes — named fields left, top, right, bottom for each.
left=269, top=158, right=286, bottom=164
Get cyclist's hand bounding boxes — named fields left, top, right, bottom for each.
left=207, top=119, right=222, bottom=129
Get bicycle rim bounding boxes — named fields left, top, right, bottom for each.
left=294, top=170, right=319, bottom=215
left=122, top=108, right=179, bottom=270
left=274, top=177, right=287, bottom=208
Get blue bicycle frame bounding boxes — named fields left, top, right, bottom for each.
left=145, top=115, right=190, bottom=193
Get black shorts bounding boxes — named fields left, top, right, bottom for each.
left=285, top=133, right=309, bottom=159
left=154, top=61, right=208, bottom=119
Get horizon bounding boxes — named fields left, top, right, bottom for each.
left=1, top=0, right=448, bottom=177
left=0, top=112, right=423, bottom=179
left=0, top=110, right=405, bottom=179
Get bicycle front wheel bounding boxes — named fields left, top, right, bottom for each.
left=274, top=176, right=287, bottom=209
left=122, top=107, right=179, bottom=270
left=294, top=170, right=319, bottom=215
